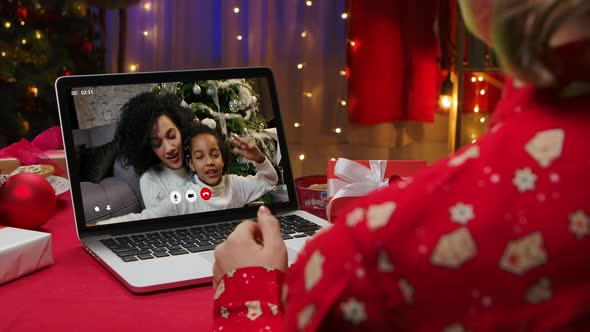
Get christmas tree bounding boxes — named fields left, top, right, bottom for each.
left=153, top=79, right=279, bottom=182
left=0, top=0, right=104, bottom=148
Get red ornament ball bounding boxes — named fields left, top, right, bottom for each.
left=80, top=40, right=93, bottom=54
left=0, top=173, right=56, bottom=230
left=16, top=6, right=28, bottom=21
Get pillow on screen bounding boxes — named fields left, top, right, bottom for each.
left=81, top=141, right=116, bottom=183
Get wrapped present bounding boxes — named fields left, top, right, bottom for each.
left=0, top=147, right=66, bottom=178
left=0, top=126, right=66, bottom=177
left=0, top=226, right=53, bottom=285
left=326, top=158, right=427, bottom=221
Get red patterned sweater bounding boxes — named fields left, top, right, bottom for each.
left=213, top=81, right=590, bottom=331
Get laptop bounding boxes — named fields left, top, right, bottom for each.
left=55, top=67, right=331, bottom=293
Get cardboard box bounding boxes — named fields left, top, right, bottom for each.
left=326, top=158, right=427, bottom=221
left=0, top=226, right=53, bottom=285
left=0, top=149, right=67, bottom=178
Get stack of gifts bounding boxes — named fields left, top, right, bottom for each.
left=326, top=158, right=427, bottom=221
left=0, top=226, right=53, bottom=285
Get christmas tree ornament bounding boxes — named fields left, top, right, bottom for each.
left=80, top=40, right=93, bottom=54
left=2, top=1, right=103, bottom=144
left=58, top=66, right=71, bottom=76
left=0, top=173, right=57, bottom=229
left=156, top=79, right=273, bottom=178
left=192, top=84, right=201, bottom=95
left=16, top=6, right=28, bottom=21
left=201, top=118, right=217, bottom=129
left=229, top=99, right=240, bottom=112
left=160, top=82, right=177, bottom=94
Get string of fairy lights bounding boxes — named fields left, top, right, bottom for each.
left=468, top=74, right=490, bottom=143
left=2, top=2, right=45, bottom=97
left=439, top=73, right=492, bottom=145
left=2, top=1, right=96, bottom=94
left=5, top=1, right=492, bottom=160
left=127, top=1, right=154, bottom=72
left=294, top=1, right=349, bottom=162
left=129, top=1, right=350, bottom=163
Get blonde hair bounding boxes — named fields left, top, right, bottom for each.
left=492, top=0, right=590, bottom=88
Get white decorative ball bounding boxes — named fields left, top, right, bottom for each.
left=192, top=84, right=201, bottom=95
left=201, top=118, right=217, bottom=129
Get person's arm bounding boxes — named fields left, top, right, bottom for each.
left=212, top=204, right=400, bottom=331
left=230, top=133, right=266, bottom=164
left=213, top=266, right=285, bottom=330
left=229, top=158, right=278, bottom=205
left=212, top=206, right=287, bottom=330
left=254, top=158, right=279, bottom=187
left=228, top=133, right=278, bottom=203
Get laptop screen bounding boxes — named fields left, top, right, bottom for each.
left=56, top=68, right=299, bottom=234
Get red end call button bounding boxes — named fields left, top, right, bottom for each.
left=200, top=187, right=212, bottom=201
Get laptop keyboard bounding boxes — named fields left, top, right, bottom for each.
left=100, top=214, right=322, bottom=262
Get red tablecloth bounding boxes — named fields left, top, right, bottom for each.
left=0, top=195, right=214, bottom=331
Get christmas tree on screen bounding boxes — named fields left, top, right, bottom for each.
left=153, top=80, right=279, bottom=180
left=0, top=0, right=104, bottom=148
left=153, top=80, right=281, bottom=204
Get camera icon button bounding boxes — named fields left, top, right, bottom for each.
left=185, top=189, right=197, bottom=203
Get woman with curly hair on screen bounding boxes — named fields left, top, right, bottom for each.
left=114, top=91, right=194, bottom=209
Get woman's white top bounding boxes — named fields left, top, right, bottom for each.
left=98, top=159, right=278, bottom=224
left=139, top=165, right=192, bottom=208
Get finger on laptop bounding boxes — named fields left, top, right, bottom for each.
left=257, top=206, right=283, bottom=248
left=256, top=206, right=288, bottom=272
left=214, top=220, right=260, bottom=275
left=227, top=219, right=260, bottom=246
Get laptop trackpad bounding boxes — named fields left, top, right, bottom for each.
left=201, top=251, right=215, bottom=264
left=200, top=249, right=299, bottom=265
left=287, top=248, right=299, bottom=265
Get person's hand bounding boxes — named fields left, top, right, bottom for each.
left=229, top=133, right=265, bottom=163
left=213, top=205, right=288, bottom=288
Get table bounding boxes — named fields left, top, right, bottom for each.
left=0, top=195, right=214, bottom=331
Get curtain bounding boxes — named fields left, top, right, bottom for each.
left=347, top=0, right=439, bottom=124
left=103, top=0, right=348, bottom=149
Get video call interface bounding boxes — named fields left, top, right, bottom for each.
left=69, top=77, right=290, bottom=227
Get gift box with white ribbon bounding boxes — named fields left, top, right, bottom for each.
left=326, top=158, right=427, bottom=221
left=0, top=226, right=53, bottom=285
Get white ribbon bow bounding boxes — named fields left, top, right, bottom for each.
left=208, top=82, right=228, bottom=137
left=326, top=158, right=390, bottom=221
